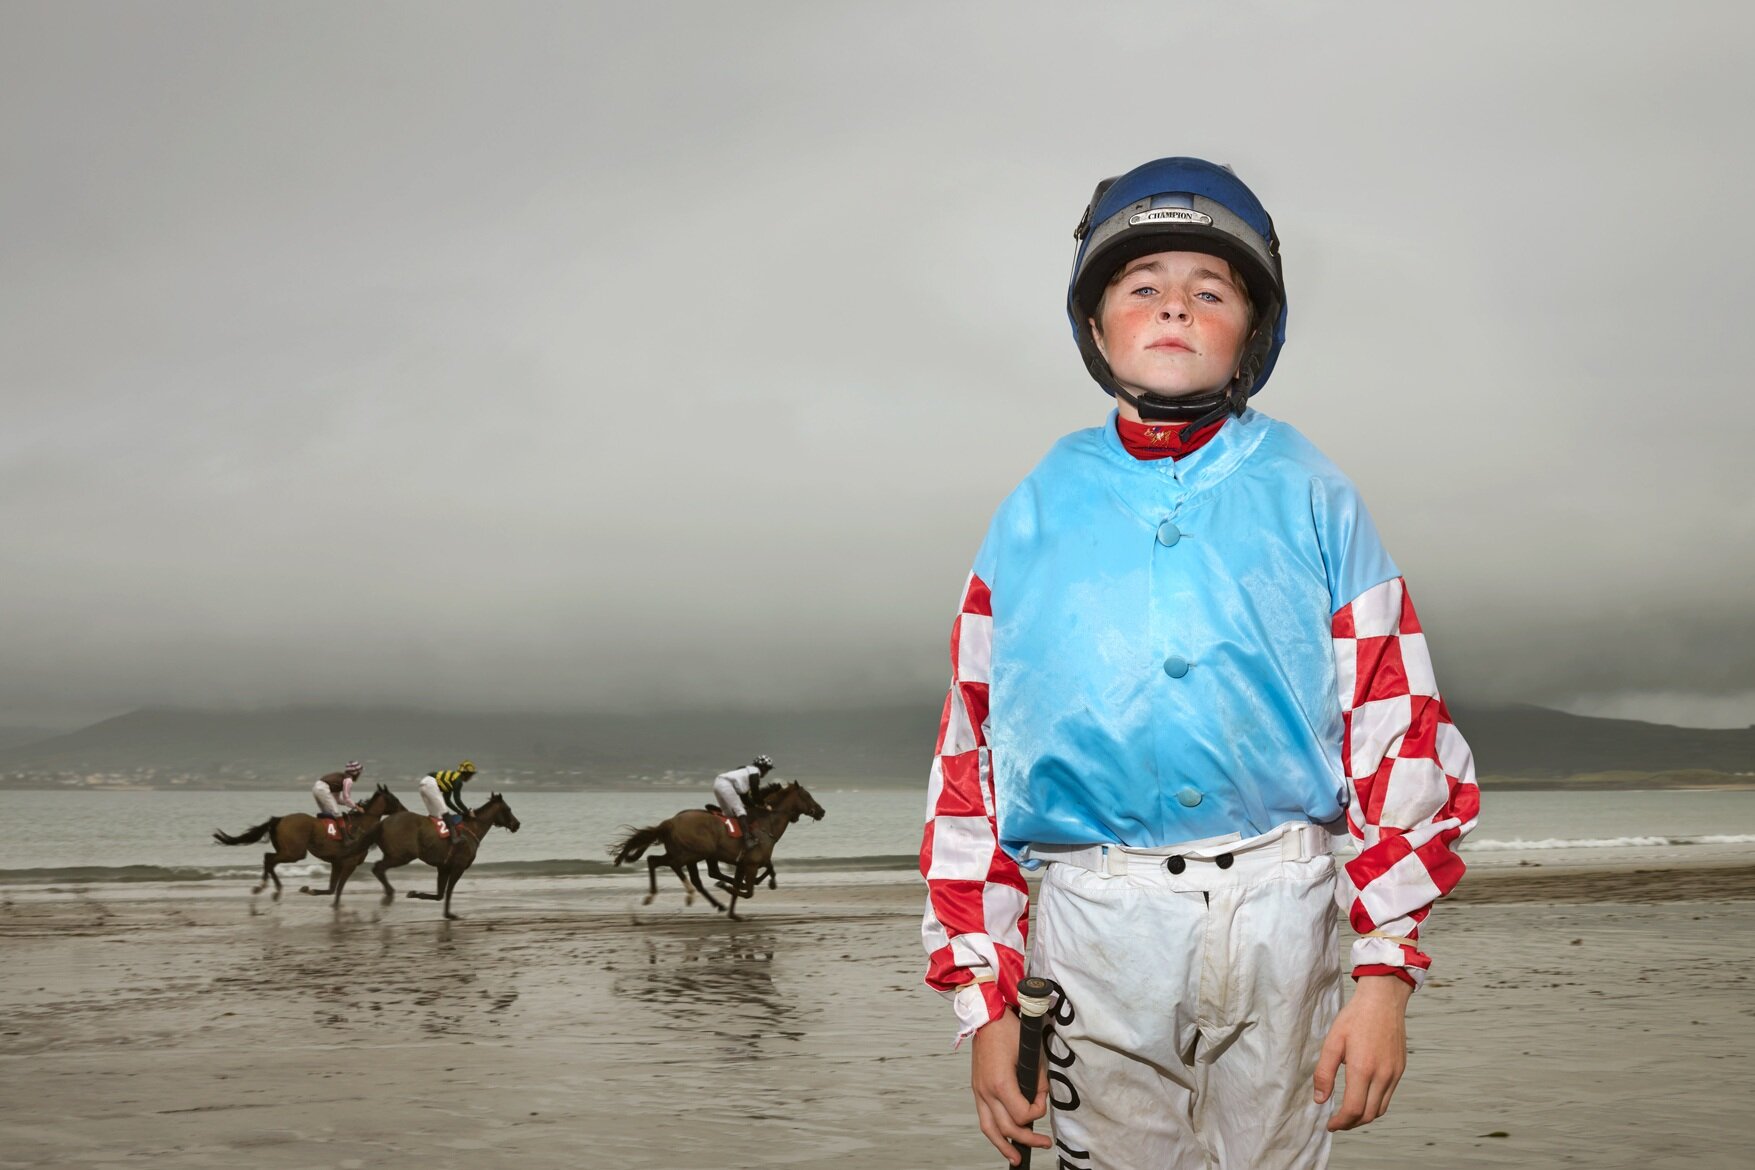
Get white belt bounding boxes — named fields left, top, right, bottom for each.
left=1028, top=821, right=1332, bottom=877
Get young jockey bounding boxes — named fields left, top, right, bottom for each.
left=919, top=158, right=1479, bottom=1169
left=713, top=755, right=774, bottom=853
left=312, top=760, right=364, bottom=819
left=418, top=760, right=477, bottom=827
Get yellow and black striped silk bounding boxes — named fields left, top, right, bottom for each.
left=432, top=769, right=469, bottom=794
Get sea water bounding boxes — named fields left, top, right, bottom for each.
left=0, top=785, right=1751, bottom=883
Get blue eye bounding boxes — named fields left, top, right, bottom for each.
left=1196, top=291, right=1221, bottom=302
left=1130, top=284, right=1158, bottom=297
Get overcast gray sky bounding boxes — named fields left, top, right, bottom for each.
left=3, top=2, right=1753, bottom=729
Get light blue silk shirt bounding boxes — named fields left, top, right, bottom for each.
left=974, top=408, right=1400, bottom=860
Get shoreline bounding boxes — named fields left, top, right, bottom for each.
left=4, top=849, right=1753, bottom=910
left=4, top=850, right=1754, bottom=1168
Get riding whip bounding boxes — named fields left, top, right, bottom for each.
left=1010, top=975, right=1058, bottom=1169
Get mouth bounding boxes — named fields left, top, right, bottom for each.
left=1147, top=339, right=1194, bottom=353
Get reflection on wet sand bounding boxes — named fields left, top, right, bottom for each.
left=613, top=923, right=804, bottom=1046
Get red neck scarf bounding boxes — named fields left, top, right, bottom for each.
left=1115, top=414, right=1227, bottom=461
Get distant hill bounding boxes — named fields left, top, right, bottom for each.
left=0, top=701, right=1750, bottom=789
left=0, top=703, right=939, bottom=788
left=0, top=725, right=63, bottom=753
left=1447, top=704, right=1754, bottom=779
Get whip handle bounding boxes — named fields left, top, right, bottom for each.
left=1010, top=976, right=1057, bottom=1169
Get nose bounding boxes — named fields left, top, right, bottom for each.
left=1158, top=293, right=1190, bottom=322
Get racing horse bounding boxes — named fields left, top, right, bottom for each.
left=610, top=781, right=825, bottom=920
left=339, top=792, right=520, bottom=919
left=212, top=784, right=404, bottom=901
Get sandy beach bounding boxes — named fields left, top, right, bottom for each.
left=3, top=859, right=1753, bottom=1170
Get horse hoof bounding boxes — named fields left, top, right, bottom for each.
left=641, top=894, right=655, bottom=905
left=272, top=891, right=283, bottom=902
left=298, top=886, right=312, bottom=894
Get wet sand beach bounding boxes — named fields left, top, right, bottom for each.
left=3, top=860, right=1753, bottom=1169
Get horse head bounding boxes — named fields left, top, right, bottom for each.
left=480, top=792, right=521, bottom=833
left=775, top=782, right=825, bottom=823
left=363, top=784, right=402, bottom=815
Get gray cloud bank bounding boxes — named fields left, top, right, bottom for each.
left=3, top=3, right=1753, bottom=727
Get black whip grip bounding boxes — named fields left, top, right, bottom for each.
left=1010, top=976, right=1057, bottom=1169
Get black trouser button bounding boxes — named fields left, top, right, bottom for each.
left=1215, top=853, right=1234, bottom=870
left=1166, top=856, right=1187, bottom=874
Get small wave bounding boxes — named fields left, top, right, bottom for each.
left=1465, top=834, right=1755, bottom=852
left=0, top=854, right=922, bottom=886
left=0, top=865, right=221, bottom=885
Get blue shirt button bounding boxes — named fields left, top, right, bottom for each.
left=1156, top=520, right=1182, bottom=547
left=1163, top=655, right=1190, bottom=678
left=1176, top=787, right=1203, bottom=807
left=1337, top=784, right=1351, bottom=810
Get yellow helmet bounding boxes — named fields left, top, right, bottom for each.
left=459, top=759, right=477, bottom=775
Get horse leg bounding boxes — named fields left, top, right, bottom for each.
left=442, top=867, right=465, bottom=920
left=372, top=857, right=397, bottom=905
left=327, top=855, right=364, bottom=908
left=298, top=856, right=338, bottom=897
left=672, top=860, right=696, bottom=906
left=764, top=864, right=777, bottom=891
left=258, top=852, right=288, bottom=901
left=408, top=865, right=445, bottom=900
left=644, top=855, right=662, bottom=905
left=686, top=862, right=726, bottom=912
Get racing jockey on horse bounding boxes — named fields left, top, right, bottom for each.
left=312, top=760, right=365, bottom=820
left=713, top=754, right=774, bottom=855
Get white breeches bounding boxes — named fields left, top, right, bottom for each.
left=712, top=778, right=747, bottom=819
left=1029, top=822, right=1342, bottom=1170
left=417, top=776, right=447, bottom=818
left=312, top=781, right=343, bottom=818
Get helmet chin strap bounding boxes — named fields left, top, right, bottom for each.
left=1112, top=378, right=1251, bottom=443
left=1105, top=317, right=1272, bottom=442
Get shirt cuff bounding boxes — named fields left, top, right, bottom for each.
left=949, top=980, right=1007, bottom=1047
left=1350, top=934, right=1430, bottom=988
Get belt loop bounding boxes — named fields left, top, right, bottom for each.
left=1102, top=844, right=1125, bottom=877
left=1281, top=824, right=1310, bottom=863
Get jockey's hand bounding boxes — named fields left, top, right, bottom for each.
left=970, top=1008, right=1051, bottom=1165
left=1315, top=973, right=1412, bottom=1130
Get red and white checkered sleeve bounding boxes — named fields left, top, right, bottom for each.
left=919, top=572, right=1030, bottom=1044
left=1332, top=576, right=1480, bottom=989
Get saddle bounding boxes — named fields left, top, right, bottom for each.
left=714, top=813, right=742, bottom=839
left=430, top=817, right=452, bottom=839
left=319, top=818, right=346, bottom=839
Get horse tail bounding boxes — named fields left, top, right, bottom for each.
left=610, top=824, right=665, bottom=866
left=213, top=817, right=279, bottom=847
left=335, top=819, right=384, bottom=860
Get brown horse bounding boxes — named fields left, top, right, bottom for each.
left=340, top=793, right=520, bottom=919
left=212, top=784, right=405, bottom=901
left=610, top=781, right=825, bottom=919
